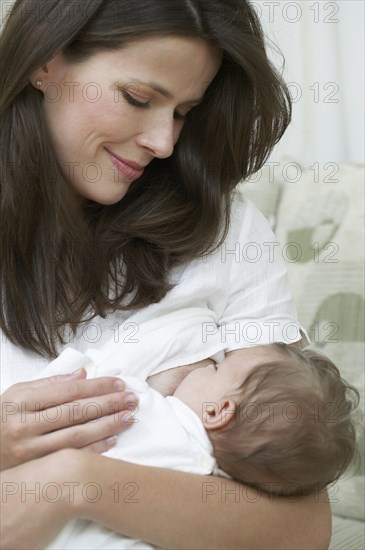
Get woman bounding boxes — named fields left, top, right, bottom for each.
left=0, top=1, right=331, bottom=548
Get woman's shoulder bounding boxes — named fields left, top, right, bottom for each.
left=226, top=188, right=276, bottom=246
left=0, top=334, right=51, bottom=391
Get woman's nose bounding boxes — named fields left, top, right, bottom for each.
left=135, top=116, right=177, bottom=159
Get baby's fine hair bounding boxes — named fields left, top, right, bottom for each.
left=210, top=344, right=360, bottom=496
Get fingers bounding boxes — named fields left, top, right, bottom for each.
left=33, top=407, right=137, bottom=457
left=82, top=435, right=118, bottom=455
left=33, top=390, right=138, bottom=434
left=10, top=368, right=87, bottom=391
left=1, top=390, right=138, bottom=468
left=17, top=376, right=127, bottom=410
left=1, top=375, right=138, bottom=469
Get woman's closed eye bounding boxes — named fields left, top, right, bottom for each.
left=121, top=90, right=149, bottom=109
left=122, top=91, right=189, bottom=122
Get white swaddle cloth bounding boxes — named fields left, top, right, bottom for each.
left=40, top=355, right=218, bottom=550
left=43, top=366, right=218, bottom=550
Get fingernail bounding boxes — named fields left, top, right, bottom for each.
left=70, top=368, right=85, bottom=376
left=124, top=393, right=138, bottom=405
left=114, top=380, right=125, bottom=390
left=106, top=436, right=117, bottom=447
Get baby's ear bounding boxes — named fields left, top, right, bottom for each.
left=202, top=399, right=236, bottom=431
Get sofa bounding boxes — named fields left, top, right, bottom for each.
left=240, top=160, right=364, bottom=549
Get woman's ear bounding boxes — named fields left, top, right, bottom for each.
left=30, top=63, right=50, bottom=91
left=30, top=77, right=45, bottom=91
left=202, top=399, right=236, bottom=431
left=29, top=54, right=67, bottom=91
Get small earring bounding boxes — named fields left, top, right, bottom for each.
left=35, top=79, right=43, bottom=87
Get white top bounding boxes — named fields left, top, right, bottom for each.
left=45, top=370, right=216, bottom=550
left=0, top=192, right=309, bottom=392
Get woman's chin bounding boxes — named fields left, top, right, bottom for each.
left=77, top=187, right=129, bottom=206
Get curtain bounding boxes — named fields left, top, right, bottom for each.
left=257, top=0, right=364, bottom=164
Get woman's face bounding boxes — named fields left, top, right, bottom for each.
left=37, top=35, right=222, bottom=205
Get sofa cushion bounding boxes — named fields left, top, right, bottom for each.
left=242, top=161, right=364, bottom=521
left=330, top=514, right=365, bottom=549
left=239, top=169, right=282, bottom=229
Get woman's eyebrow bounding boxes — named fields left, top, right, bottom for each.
left=124, top=77, right=203, bottom=104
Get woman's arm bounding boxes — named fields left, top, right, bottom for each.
left=1, top=356, right=331, bottom=550
left=0, top=445, right=331, bottom=550
left=70, top=450, right=331, bottom=550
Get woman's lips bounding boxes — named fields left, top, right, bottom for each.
left=105, top=149, right=144, bottom=181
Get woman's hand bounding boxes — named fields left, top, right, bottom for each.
left=0, top=449, right=82, bottom=550
left=0, top=369, right=138, bottom=470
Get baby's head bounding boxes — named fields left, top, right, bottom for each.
left=174, top=344, right=360, bottom=496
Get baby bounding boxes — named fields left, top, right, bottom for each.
left=173, top=342, right=360, bottom=496
left=45, top=343, right=359, bottom=549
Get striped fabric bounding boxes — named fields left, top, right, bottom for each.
left=330, top=515, right=365, bottom=550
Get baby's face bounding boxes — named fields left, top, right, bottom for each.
left=173, top=345, right=283, bottom=420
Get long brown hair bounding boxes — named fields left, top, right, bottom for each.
left=0, top=0, right=291, bottom=357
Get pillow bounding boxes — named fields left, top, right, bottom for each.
left=237, top=169, right=282, bottom=229
left=274, top=161, right=364, bottom=521
left=330, top=514, right=365, bottom=549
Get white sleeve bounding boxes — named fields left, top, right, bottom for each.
left=218, top=195, right=309, bottom=351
